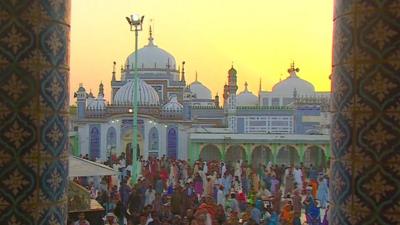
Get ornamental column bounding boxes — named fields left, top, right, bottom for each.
left=330, top=1, right=400, bottom=224
left=0, top=0, right=70, bottom=224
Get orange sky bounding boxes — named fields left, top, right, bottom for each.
left=70, top=0, right=333, bottom=104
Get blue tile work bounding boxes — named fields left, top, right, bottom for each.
left=330, top=0, right=400, bottom=224
left=295, top=105, right=320, bottom=134
left=167, top=126, right=178, bottom=159
left=0, top=0, right=70, bottom=224
left=89, top=124, right=101, bottom=160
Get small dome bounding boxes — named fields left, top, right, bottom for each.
left=77, top=83, right=86, bottom=92
left=125, top=34, right=176, bottom=71
left=163, top=95, right=183, bottom=111
left=189, top=81, right=212, bottom=99
left=228, top=66, right=237, bottom=75
left=237, top=82, right=258, bottom=106
left=113, top=80, right=160, bottom=106
left=87, top=96, right=106, bottom=111
left=189, top=73, right=212, bottom=99
left=272, top=63, right=315, bottom=97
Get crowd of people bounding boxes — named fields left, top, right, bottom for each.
left=72, top=154, right=330, bottom=225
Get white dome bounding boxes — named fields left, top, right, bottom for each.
left=114, top=80, right=160, bottom=106
left=272, top=65, right=315, bottom=97
left=237, top=82, right=258, bottom=106
left=163, top=95, right=183, bottom=111
left=87, top=97, right=106, bottom=111
left=126, top=36, right=176, bottom=70
left=189, top=74, right=212, bottom=99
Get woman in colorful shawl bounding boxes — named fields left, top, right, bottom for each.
left=303, top=189, right=321, bottom=225
left=280, top=200, right=294, bottom=225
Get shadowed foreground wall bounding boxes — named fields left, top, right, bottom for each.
left=0, top=0, right=70, bottom=224
left=330, top=0, right=400, bottom=224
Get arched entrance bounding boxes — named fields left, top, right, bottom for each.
left=167, top=127, right=178, bottom=159
left=148, top=127, right=159, bottom=158
left=252, top=145, right=273, bottom=168
left=122, top=130, right=144, bottom=165
left=304, top=145, right=326, bottom=168
left=200, top=144, right=221, bottom=162
left=225, top=145, right=246, bottom=164
left=276, top=145, right=300, bottom=166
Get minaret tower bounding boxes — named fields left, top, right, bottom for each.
left=181, top=61, right=186, bottom=84
left=227, top=65, right=238, bottom=131
left=74, top=83, right=87, bottom=119
left=223, top=83, right=229, bottom=112
left=215, top=92, right=220, bottom=108
left=98, top=81, right=104, bottom=97
left=111, top=61, right=116, bottom=81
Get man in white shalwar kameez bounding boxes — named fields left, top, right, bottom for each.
left=293, top=167, right=303, bottom=189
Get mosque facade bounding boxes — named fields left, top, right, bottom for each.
left=70, top=30, right=331, bottom=167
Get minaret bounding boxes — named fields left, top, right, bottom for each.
left=181, top=61, right=186, bottom=83
left=74, top=83, right=87, bottom=119
left=215, top=92, right=220, bottom=108
left=120, top=65, right=124, bottom=80
left=98, top=81, right=104, bottom=97
left=227, top=65, right=238, bottom=131
left=112, top=61, right=116, bottom=81
left=223, top=83, right=229, bottom=111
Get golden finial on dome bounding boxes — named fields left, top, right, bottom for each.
left=288, top=61, right=300, bottom=76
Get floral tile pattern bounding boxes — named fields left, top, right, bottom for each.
left=0, top=0, right=70, bottom=224
left=330, top=0, right=400, bottom=224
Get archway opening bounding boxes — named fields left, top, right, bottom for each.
left=225, top=145, right=246, bottom=165
left=200, top=144, right=221, bottom=162
left=304, top=145, right=326, bottom=169
left=251, top=145, right=273, bottom=168
left=276, top=145, right=300, bottom=166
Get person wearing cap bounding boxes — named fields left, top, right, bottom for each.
left=104, top=213, right=118, bottom=225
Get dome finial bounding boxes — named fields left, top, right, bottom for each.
left=288, top=61, right=300, bottom=77
left=244, top=81, right=248, bottom=91
left=195, top=71, right=198, bottom=82
left=148, top=23, right=154, bottom=45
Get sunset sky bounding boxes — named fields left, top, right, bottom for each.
left=70, top=0, right=333, bottom=103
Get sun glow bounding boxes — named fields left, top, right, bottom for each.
left=70, top=0, right=333, bottom=103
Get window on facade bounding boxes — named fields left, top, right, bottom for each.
left=271, top=98, right=280, bottom=106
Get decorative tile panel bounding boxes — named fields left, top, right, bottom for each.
left=0, top=0, right=70, bottom=224
left=330, top=0, right=400, bottom=224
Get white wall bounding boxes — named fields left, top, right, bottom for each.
left=78, top=124, right=89, bottom=156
